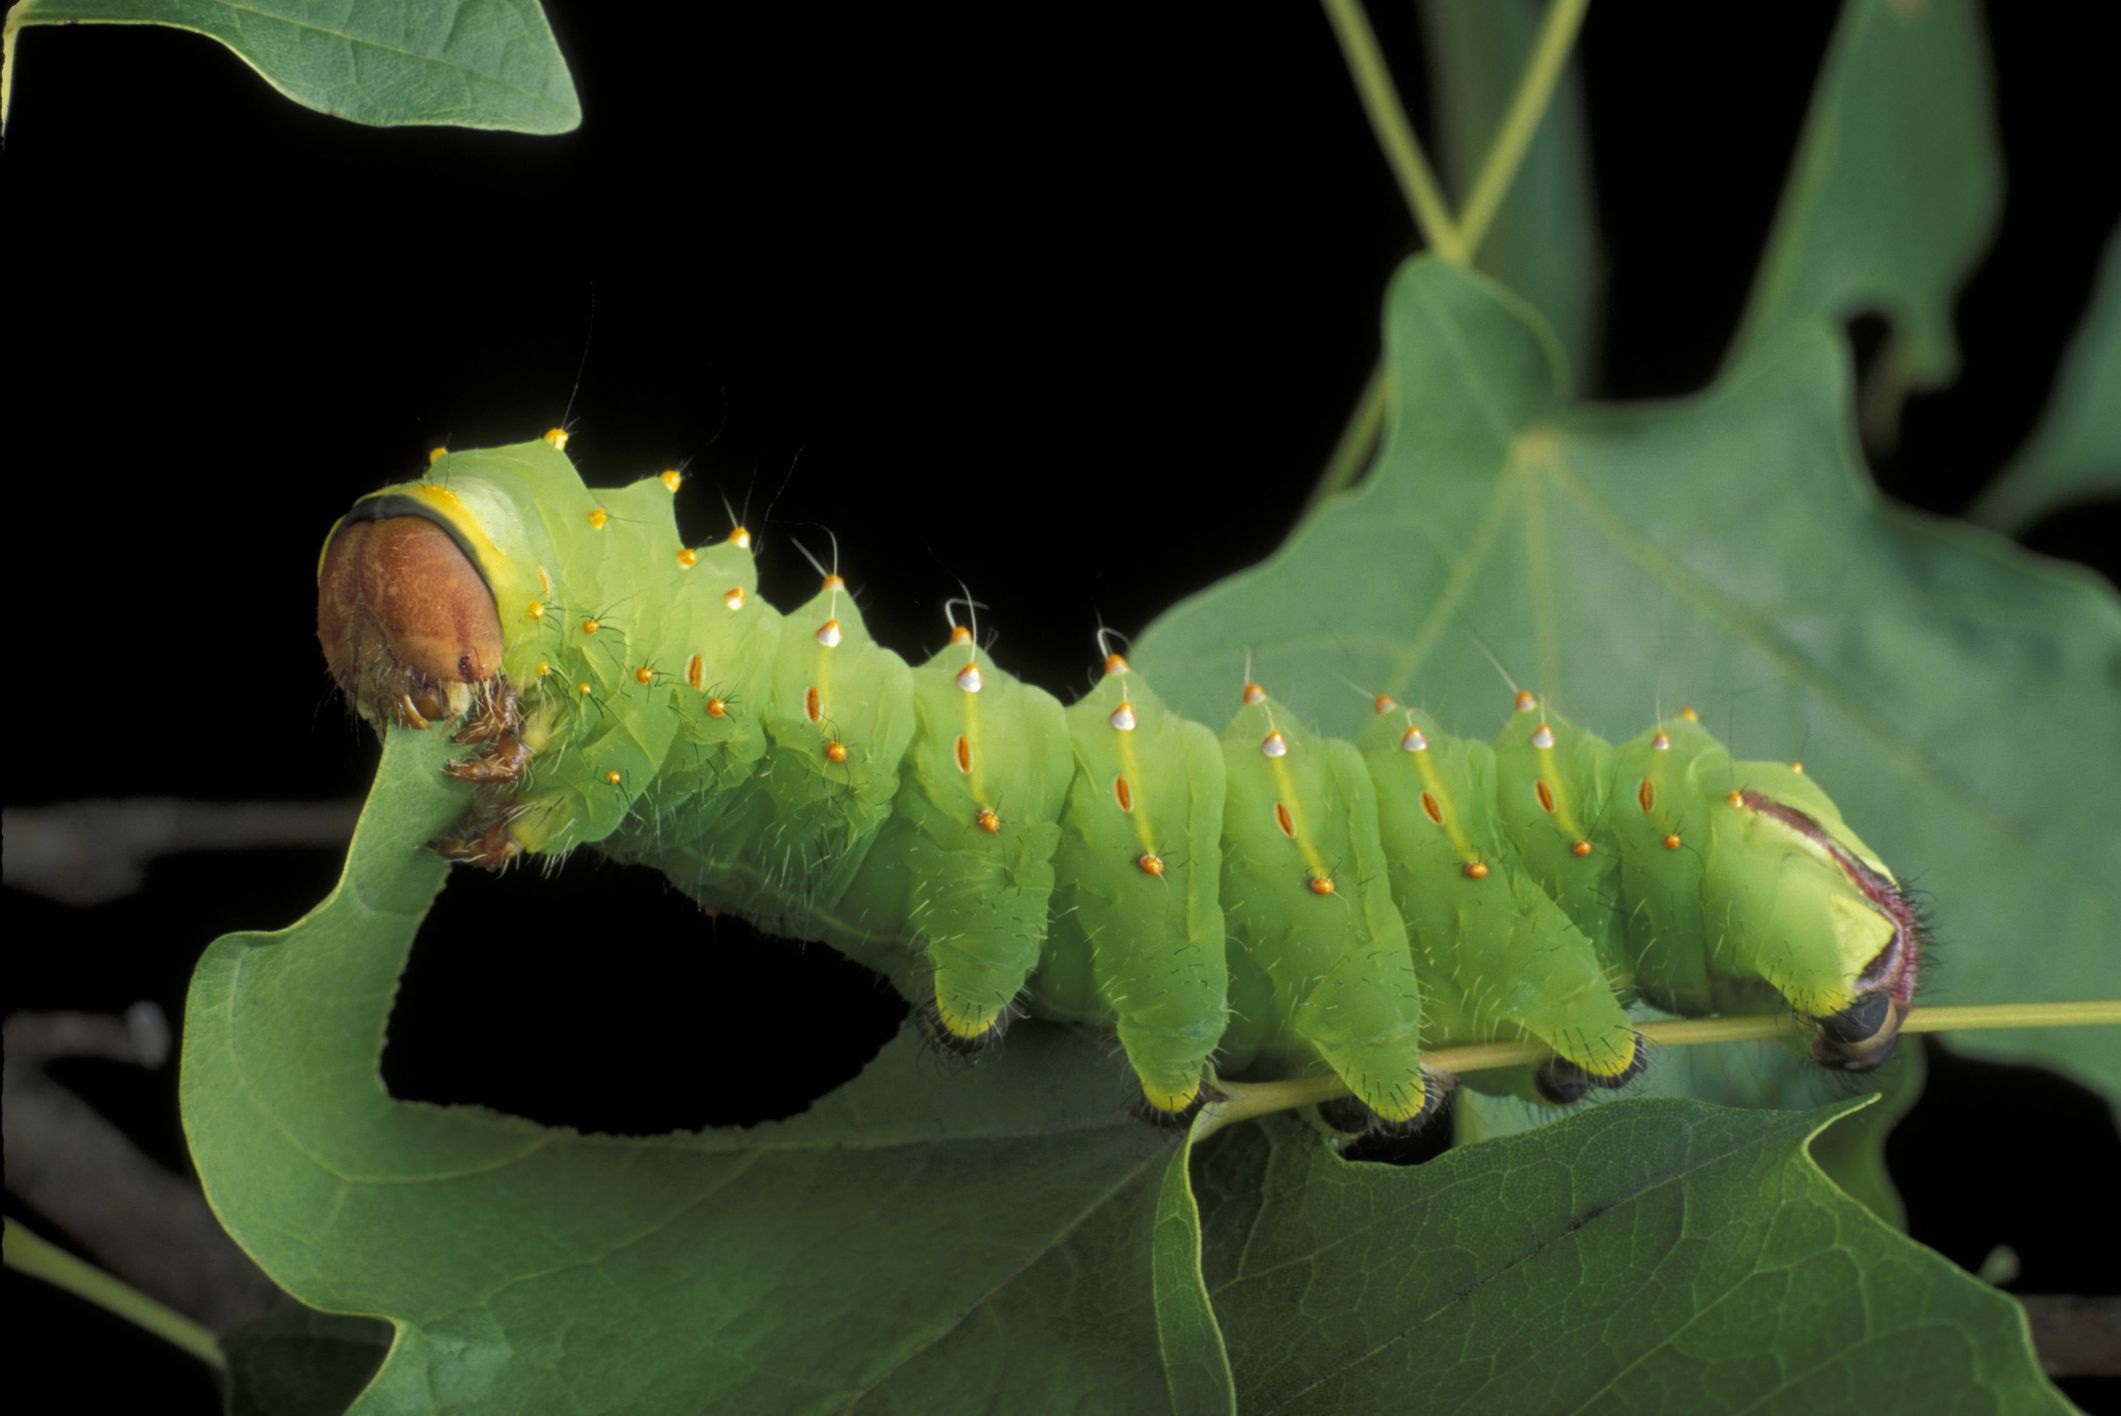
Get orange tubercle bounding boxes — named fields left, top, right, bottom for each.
left=1137, top=852, right=1164, bottom=876
left=1464, top=861, right=1489, bottom=880
left=1663, top=833, right=1682, bottom=850
left=1571, top=840, right=1593, bottom=857
left=825, top=741, right=848, bottom=763
left=976, top=808, right=1000, bottom=834
left=1308, top=874, right=1336, bottom=895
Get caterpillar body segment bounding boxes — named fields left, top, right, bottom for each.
left=1037, top=668, right=1231, bottom=1115
left=1218, top=708, right=1430, bottom=1126
left=1359, top=711, right=1638, bottom=1094
left=317, top=439, right=1924, bottom=1125
left=614, top=588, right=919, bottom=960
left=850, top=640, right=1075, bottom=1045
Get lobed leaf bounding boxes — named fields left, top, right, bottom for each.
left=1195, top=1100, right=2064, bottom=1412
left=1968, top=226, right=2121, bottom=532
left=181, top=727, right=1229, bottom=1412
left=1, top=0, right=580, bottom=134
left=1730, top=0, right=2001, bottom=430
left=1137, top=257, right=2121, bottom=1108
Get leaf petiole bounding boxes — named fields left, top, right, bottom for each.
left=2, top=1219, right=226, bottom=1371
left=1193, top=999, right=2121, bottom=1140
left=1317, top=0, right=1466, bottom=263
left=1454, top=0, right=1593, bottom=258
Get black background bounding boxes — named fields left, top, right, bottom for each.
left=4, top=3, right=2115, bottom=1409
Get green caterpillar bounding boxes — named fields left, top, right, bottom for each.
left=317, top=434, right=1923, bottom=1127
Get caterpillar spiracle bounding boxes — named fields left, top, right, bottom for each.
left=317, top=434, right=1923, bottom=1129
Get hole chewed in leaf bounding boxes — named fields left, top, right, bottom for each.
left=382, top=862, right=907, bottom=1134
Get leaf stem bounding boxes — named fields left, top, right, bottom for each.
left=1193, top=1000, right=2121, bottom=1140
left=1301, top=362, right=1390, bottom=516
left=1317, top=0, right=1467, bottom=263
left=1454, top=0, right=1592, bottom=258
left=2, top=1219, right=226, bottom=1371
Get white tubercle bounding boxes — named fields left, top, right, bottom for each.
left=1400, top=726, right=1429, bottom=752
left=957, top=663, right=983, bottom=693
left=817, top=619, right=842, bottom=648
left=1531, top=724, right=1555, bottom=749
left=1261, top=730, right=1288, bottom=758
left=1110, top=702, right=1137, bottom=732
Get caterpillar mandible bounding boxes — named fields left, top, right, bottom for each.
left=317, top=434, right=1923, bottom=1129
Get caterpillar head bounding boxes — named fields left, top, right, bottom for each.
left=317, top=509, right=503, bottom=729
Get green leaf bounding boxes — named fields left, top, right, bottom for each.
left=1420, top=0, right=1600, bottom=378
left=1152, top=1132, right=1238, bottom=1416
left=1968, top=226, right=2121, bottom=531
left=1194, top=1099, right=2064, bottom=1411
left=181, top=727, right=1232, bottom=1412
left=1730, top=0, right=2000, bottom=430
left=1136, top=257, right=2121, bottom=1107
left=1458, top=1026, right=1928, bottom=1229
left=221, top=1303, right=391, bottom=1416
left=2, top=0, right=580, bottom=135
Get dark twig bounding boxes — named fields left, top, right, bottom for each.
left=3, top=1009, right=284, bottom=1332
left=2, top=798, right=359, bottom=906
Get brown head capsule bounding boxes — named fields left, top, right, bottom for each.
left=317, top=515, right=503, bottom=728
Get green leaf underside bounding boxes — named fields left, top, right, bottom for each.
left=1420, top=0, right=1599, bottom=379
left=1731, top=0, right=2000, bottom=411
left=1136, top=257, right=2121, bottom=1107
left=1, top=0, right=579, bottom=134
left=221, top=1304, right=392, bottom=1416
left=182, top=727, right=1226, bottom=1412
left=1195, top=1100, right=2062, bottom=1413
left=1969, top=226, right=2121, bottom=531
